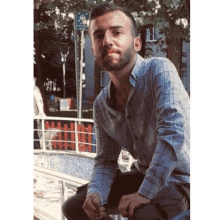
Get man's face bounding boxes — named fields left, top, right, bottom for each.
left=90, top=11, right=136, bottom=72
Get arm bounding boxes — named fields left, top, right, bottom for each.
left=87, top=102, right=122, bottom=206
left=138, top=58, right=190, bottom=200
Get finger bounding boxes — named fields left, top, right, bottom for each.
left=119, top=196, right=126, bottom=207
left=118, top=197, right=128, bottom=211
left=98, top=207, right=105, bottom=213
left=94, top=207, right=106, bottom=220
left=129, top=203, right=136, bottom=217
left=84, top=209, right=100, bottom=220
left=83, top=197, right=97, bottom=213
left=119, top=200, right=132, bottom=217
left=91, top=195, right=101, bottom=210
left=98, top=211, right=106, bottom=219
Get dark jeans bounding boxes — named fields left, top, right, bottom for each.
left=62, top=170, right=190, bottom=220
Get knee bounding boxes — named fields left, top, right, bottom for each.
left=62, top=196, right=79, bottom=220
left=131, top=204, right=165, bottom=220
left=132, top=208, right=147, bottom=220
left=62, top=194, right=87, bottom=220
left=62, top=198, right=73, bottom=220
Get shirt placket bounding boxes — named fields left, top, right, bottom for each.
left=125, top=86, right=139, bottom=158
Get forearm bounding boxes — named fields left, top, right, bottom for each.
left=88, top=106, right=122, bottom=205
left=88, top=163, right=119, bottom=205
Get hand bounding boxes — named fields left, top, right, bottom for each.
left=83, top=193, right=106, bottom=220
left=118, top=193, right=151, bottom=218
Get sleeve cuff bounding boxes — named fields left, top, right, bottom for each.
left=138, top=178, right=162, bottom=200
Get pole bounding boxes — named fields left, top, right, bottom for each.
left=63, top=61, right=66, bottom=99
left=74, top=12, right=79, bottom=118
left=60, top=47, right=69, bottom=100
left=79, top=30, right=84, bottom=119
left=41, top=118, right=46, bottom=151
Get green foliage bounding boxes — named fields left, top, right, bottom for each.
left=34, top=0, right=190, bottom=97
left=34, top=0, right=189, bottom=43
left=113, top=0, right=189, bottom=41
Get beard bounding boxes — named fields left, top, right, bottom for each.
left=95, top=44, right=134, bottom=72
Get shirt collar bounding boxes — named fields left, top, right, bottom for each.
left=107, top=54, right=144, bottom=99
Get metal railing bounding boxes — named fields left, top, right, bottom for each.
left=34, top=115, right=133, bottom=220
left=34, top=115, right=95, bottom=153
left=33, top=116, right=134, bottom=165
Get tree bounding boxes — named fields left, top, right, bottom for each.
left=34, top=0, right=80, bottom=105
left=34, top=0, right=190, bottom=105
left=113, top=0, right=190, bottom=75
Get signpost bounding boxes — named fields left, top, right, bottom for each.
left=76, top=11, right=90, bottom=31
left=74, top=11, right=90, bottom=119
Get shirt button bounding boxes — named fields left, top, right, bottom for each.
left=127, top=115, right=131, bottom=119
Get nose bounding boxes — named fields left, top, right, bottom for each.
left=103, top=31, right=113, bottom=47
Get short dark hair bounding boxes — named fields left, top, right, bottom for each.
left=89, top=3, right=138, bottom=37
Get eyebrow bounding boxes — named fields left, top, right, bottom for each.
left=93, top=25, right=124, bottom=36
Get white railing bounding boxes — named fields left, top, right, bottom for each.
left=33, top=116, right=134, bottom=166
left=34, top=116, right=133, bottom=220
left=34, top=116, right=95, bottom=153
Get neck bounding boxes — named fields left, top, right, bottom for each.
left=108, top=54, right=136, bottom=92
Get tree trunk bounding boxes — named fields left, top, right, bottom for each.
left=94, top=61, right=101, bottom=99
left=139, top=25, right=147, bottom=58
left=166, top=36, right=183, bottom=76
left=34, top=8, right=48, bottom=115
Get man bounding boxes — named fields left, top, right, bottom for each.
left=62, top=3, right=190, bottom=220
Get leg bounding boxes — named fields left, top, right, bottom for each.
left=129, top=203, right=166, bottom=220
left=62, top=184, right=90, bottom=220
left=130, top=183, right=189, bottom=220
left=62, top=184, right=115, bottom=220
left=62, top=170, right=145, bottom=219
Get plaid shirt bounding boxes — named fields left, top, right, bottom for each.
left=88, top=54, right=190, bottom=205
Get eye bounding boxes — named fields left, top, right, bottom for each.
left=113, top=31, right=121, bottom=36
left=94, top=32, right=104, bottom=40
left=95, top=34, right=104, bottom=40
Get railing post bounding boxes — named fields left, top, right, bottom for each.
left=57, top=122, right=62, bottom=150
left=75, top=122, right=79, bottom=153
left=42, top=118, right=46, bottom=151
left=60, top=181, right=67, bottom=220
left=70, top=122, right=75, bottom=150
left=63, top=123, right=68, bottom=150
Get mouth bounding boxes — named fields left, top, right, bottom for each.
left=102, top=50, right=119, bottom=58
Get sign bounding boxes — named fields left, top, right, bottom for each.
left=75, top=11, right=90, bottom=31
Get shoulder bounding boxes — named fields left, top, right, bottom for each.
left=140, top=57, right=178, bottom=79
left=142, top=57, right=174, bottom=70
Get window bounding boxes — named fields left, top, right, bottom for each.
left=146, top=27, right=156, bottom=42
left=181, top=63, right=187, bottom=77
left=181, top=69, right=187, bottom=76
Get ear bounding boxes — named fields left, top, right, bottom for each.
left=134, top=37, right=142, bottom=52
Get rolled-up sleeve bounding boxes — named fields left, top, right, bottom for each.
left=87, top=102, right=122, bottom=205
left=138, top=58, right=189, bottom=199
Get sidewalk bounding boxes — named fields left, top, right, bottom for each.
left=33, top=172, right=77, bottom=220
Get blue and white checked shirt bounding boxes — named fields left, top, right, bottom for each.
left=87, top=54, right=190, bottom=205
